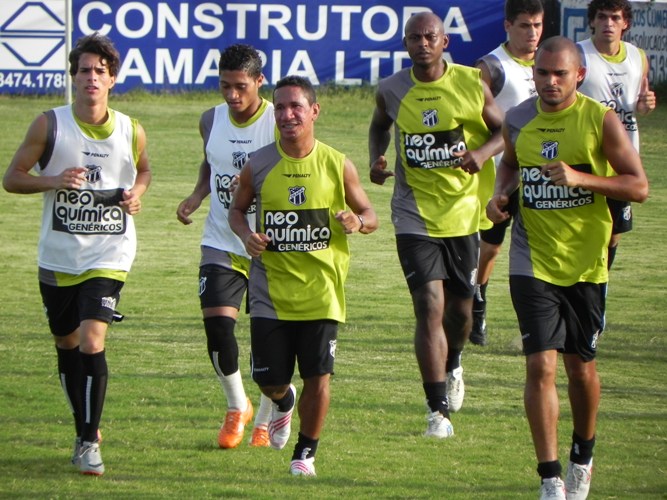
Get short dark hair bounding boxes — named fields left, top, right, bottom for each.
left=273, top=75, right=317, bottom=105
left=68, top=33, right=120, bottom=77
left=587, top=0, right=633, bottom=33
left=505, top=0, right=544, bottom=23
left=218, top=44, right=263, bottom=78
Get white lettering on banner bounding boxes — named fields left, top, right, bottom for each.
left=77, top=3, right=472, bottom=43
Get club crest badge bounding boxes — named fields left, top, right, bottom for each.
left=289, top=186, right=306, bottom=206
left=610, top=81, right=624, bottom=98
left=422, top=109, right=438, bottom=128
left=85, top=164, right=102, bottom=183
left=541, top=141, right=559, bottom=161
left=232, top=151, right=247, bottom=170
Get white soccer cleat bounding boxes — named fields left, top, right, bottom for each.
left=268, top=384, right=296, bottom=450
left=290, top=457, right=316, bottom=476
left=79, top=440, right=105, bottom=476
left=446, top=366, right=465, bottom=412
left=424, top=410, right=454, bottom=438
left=540, top=477, right=566, bottom=500
left=565, top=459, right=593, bottom=500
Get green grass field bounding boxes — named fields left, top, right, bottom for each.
left=0, top=91, right=665, bottom=499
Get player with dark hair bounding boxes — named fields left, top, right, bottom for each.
left=230, top=75, right=378, bottom=476
left=3, top=32, right=152, bottom=475
left=177, top=44, right=275, bottom=449
left=487, top=36, right=648, bottom=499
left=577, top=0, right=656, bottom=271
left=471, top=0, right=544, bottom=346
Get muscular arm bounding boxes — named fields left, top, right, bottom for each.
left=229, top=162, right=269, bottom=257
left=487, top=124, right=520, bottom=224
left=542, top=110, right=648, bottom=203
left=368, top=90, right=395, bottom=185
left=335, top=158, right=378, bottom=234
left=120, top=123, right=152, bottom=215
left=3, top=114, right=87, bottom=194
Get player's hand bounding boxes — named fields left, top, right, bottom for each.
left=370, top=155, right=394, bottom=185
left=335, top=210, right=363, bottom=234
left=120, top=189, right=142, bottom=215
left=176, top=195, right=202, bottom=225
left=229, top=174, right=240, bottom=195
left=486, top=194, right=510, bottom=223
left=637, top=77, right=656, bottom=115
left=542, top=161, right=581, bottom=187
left=244, top=232, right=271, bottom=257
left=452, top=149, right=483, bottom=174
left=56, top=167, right=87, bottom=190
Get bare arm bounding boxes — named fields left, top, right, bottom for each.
left=119, top=123, right=152, bottom=216
left=334, top=158, right=378, bottom=234
left=3, top=114, right=87, bottom=194
left=542, top=110, right=648, bottom=203
left=176, top=114, right=213, bottom=224
left=636, top=53, right=656, bottom=116
left=486, top=124, right=520, bottom=224
left=368, top=90, right=395, bottom=185
left=229, top=162, right=269, bottom=257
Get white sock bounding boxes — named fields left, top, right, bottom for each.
left=219, top=370, right=247, bottom=411
left=254, top=394, right=273, bottom=427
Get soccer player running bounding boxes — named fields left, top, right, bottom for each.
left=176, top=44, right=274, bottom=449
left=470, top=0, right=544, bottom=346
left=229, top=75, right=377, bottom=476
left=3, top=33, right=152, bottom=475
left=486, top=36, right=648, bottom=500
left=368, top=11, right=504, bottom=437
left=577, top=0, right=656, bottom=271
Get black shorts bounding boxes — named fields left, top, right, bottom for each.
left=509, top=275, right=605, bottom=361
left=199, top=264, right=247, bottom=310
left=480, top=189, right=519, bottom=245
left=39, top=278, right=124, bottom=337
left=607, top=198, right=632, bottom=235
left=396, top=233, right=479, bottom=297
left=249, top=318, right=337, bottom=386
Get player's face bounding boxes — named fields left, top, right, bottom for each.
left=533, top=48, right=584, bottom=112
left=403, top=16, right=448, bottom=69
left=273, top=85, right=319, bottom=143
left=219, top=70, right=264, bottom=120
left=505, top=13, right=544, bottom=58
left=590, top=9, right=628, bottom=43
left=73, top=53, right=115, bottom=104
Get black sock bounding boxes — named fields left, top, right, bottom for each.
left=473, top=282, right=488, bottom=309
left=56, top=346, right=84, bottom=436
left=446, top=350, right=462, bottom=372
left=607, top=245, right=618, bottom=270
left=570, top=431, right=595, bottom=465
left=537, top=460, right=562, bottom=480
left=423, top=382, right=449, bottom=416
left=80, top=351, right=108, bottom=443
left=292, top=432, right=319, bottom=460
left=273, top=387, right=295, bottom=412
left=203, top=316, right=239, bottom=376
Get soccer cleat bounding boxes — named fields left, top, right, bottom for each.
left=290, top=457, right=316, bottom=476
left=565, top=459, right=593, bottom=500
left=539, top=477, right=566, bottom=500
left=218, top=398, right=254, bottom=449
left=72, top=429, right=103, bottom=467
left=79, top=440, right=105, bottom=476
left=446, top=366, right=465, bottom=412
left=268, top=384, right=296, bottom=450
left=469, top=316, right=487, bottom=346
left=249, top=426, right=270, bottom=447
left=424, top=410, right=454, bottom=438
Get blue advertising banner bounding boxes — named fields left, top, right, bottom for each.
left=0, top=0, right=506, bottom=94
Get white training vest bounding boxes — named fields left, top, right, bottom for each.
left=201, top=100, right=275, bottom=259
left=478, top=43, right=536, bottom=165
left=37, top=106, right=137, bottom=274
left=577, top=38, right=642, bottom=151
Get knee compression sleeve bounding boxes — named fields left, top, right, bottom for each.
left=203, top=316, right=239, bottom=376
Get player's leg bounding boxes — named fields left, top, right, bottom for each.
left=199, top=263, right=254, bottom=448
